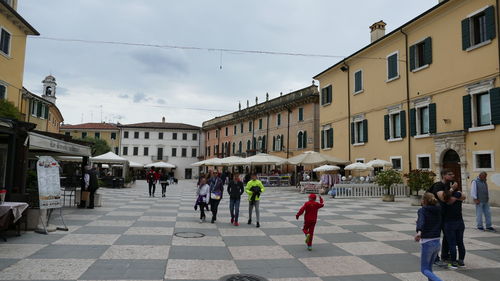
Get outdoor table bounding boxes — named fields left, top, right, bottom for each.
left=0, top=202, right=29, bottom=241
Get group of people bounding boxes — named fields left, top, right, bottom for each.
left=195, top=172, right=266, bottom=227
left=145, top=167, right=176, bottom=198
left=415, top=169, right=495, bottom=281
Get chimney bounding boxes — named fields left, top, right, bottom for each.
left=369, top=20, right=386, bottom=42
left=162, top=117, right=165, bottom=123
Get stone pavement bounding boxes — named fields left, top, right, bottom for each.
left=1, top=180, right=500, bottom=281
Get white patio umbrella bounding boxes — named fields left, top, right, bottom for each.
left=235, top=153, right=286, bottom=165
left=285, top=151, right=350, bottom=165
left=345, top=162, right=374, bottom=171
left=191, top=158, right=223, bottom=167
left=145, top=161, right=176, bottom=169
left=367, top=159, right=393, bottom=168
left=219, top=156, right=244, bottom=166
left=128, top=161, right=144, bottom=168
left=313, top=164, right=341, bottom=172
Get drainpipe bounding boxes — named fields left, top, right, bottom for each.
left=266, top=114, right=270, bottom=153
left=497, top=0, right=500, bottom=75
left=345, top=62, right=351, bottom=162
left=286, top=106, right=291, bottom=159
left=401, top=29, right=413, bottom=172
left=217, top=127, right=220, bottom=158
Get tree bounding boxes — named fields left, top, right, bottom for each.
left=0, top=100, right=22, bottom=120
left=80, top=137, right=111, bottom=156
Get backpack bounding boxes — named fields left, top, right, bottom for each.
left=249, top=185, right=261, bottom=202
left=148, top=172, right=155, bottom=182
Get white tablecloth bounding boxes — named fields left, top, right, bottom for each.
left=0, top=202, right=29, bottom=223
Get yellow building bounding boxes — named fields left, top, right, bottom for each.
left=314, top=0, right=500, bottom=204
left=60, top=123, right=120, bottom=154
left=0, top=0, right=39, bottom=108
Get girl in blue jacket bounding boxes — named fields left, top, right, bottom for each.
left=415, top=192, right=443, bottom=281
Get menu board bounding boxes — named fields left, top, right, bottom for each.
left=37, top=156, right=62, bottom=209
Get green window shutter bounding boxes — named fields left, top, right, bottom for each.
left=281, top=134, right=284, bottom=151
left=461, top=18, right=471, bottom=50
left=44, top=105, right=49, bottom=119
left=328, top=85, right=332, bottom=103
left=410, top=108, right=417, bottom=136
left=384, top=115, right=390, bottom=140
left=400, top=110, right=407, bottom=138
left=490, top=88, right=500, bottom=125
left=350, top=122, right=355, bottom=144
left=37, top=102, right=42, bottom=117
left=321, top=88, right=326, bottom=105
left=424, top=37, right=432, bottom=65
left=388, top=54, right=397, bottom=79
left=362, top=119, right=368, bottom=143
left=303, top=131, right=307, bottom=148
left=328, top=128, right=333, bottom=148
left=354, top=71, right=362, bottom=92
left=0, top=85, right=5, bottom=99
left=321, top=131, right=325, bottom=149
left=462, top=95, right=472, bottom=129
left=429, top=103, right=437, bottom=134
left=409, top=45, right=416, bottom=71
left=485, top=6, right=496, bottom=40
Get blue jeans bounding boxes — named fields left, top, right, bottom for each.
left=476, top=202, right=492, bottom=228
left=421, top=239, right=443, bottom=281
left=444, top=220, right=465, bottom=262
left=229, top=198, right=241, bottom=222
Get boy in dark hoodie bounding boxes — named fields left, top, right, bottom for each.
left=227, top=173, right=244, bottom=226
left=296, top=193, right=324, bottom=251
left=415, top=192, right=443, bottom=281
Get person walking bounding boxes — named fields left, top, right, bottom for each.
left=415, top=192, right=443, bottom=281
left=227, top=173, right=244, bottom=226
left=209, top=172, right=224, bottom=223
left=79, top=165, right=99, bottom=209
left=195, top=177, right=210, bottom=223
left=442, top=187, right=466, bottom=269
left=471, top=172, right=495, bottom=232
left=159, top=171, right=169, bottom=198
left=245, top=173, right=265, bottom=228
left=296, top=193, right=324, bottom=251
left=146, top=167, right=159, bottom=197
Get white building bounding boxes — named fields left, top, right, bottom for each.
left=118, top=118, right=201, bottom=179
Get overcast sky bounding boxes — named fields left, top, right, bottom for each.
left=19, top=0, right=437, bottom=126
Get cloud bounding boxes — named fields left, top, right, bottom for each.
left=131, top=49, right=188, bottom=75
left=157, top=98, right=166, bottom=104
left=133, top=92, right=150, bottom=103
left=118, top=94, right=129, bottom=99
left=56, top=87, right=70, bottom=96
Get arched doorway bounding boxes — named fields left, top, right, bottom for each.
left=442, top=149, right=462, bottom=190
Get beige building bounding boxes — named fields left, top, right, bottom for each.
left=60, top=123, right=120, bottom=154
left=202, top=84, right=320, bottom=163
left=314, top=0, right=500, bottom=204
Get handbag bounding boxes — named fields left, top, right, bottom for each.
left=210, top=191, right=221, bottom=200
left=81, top=191, right=90, bottom=201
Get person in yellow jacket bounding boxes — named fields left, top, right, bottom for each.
left=245, top=173, right=265, bottom=227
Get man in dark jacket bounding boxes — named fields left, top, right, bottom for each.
left=79, top=165, right=99, bottom=209
left=227, top=173, right=244, bottom=226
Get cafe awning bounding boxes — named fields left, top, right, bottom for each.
left=29, top=132, right=91, bottom=157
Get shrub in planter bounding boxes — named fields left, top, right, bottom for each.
left=404, top=169, right=436, bottom=196
left=374, top=169, right=403, bottom=202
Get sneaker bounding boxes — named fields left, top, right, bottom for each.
left=248, top=219, right=252, bottom=225
left=457, top=260, right=466, bottom=268
left=434, top=260, right=448, bottom=267
left=305, top=234, right=311, bottom=244
left=307, top=246, right=312, bottom=251
left=486, top=227, right=497, bottom=232
left=256, top=222, right=260, bottom=228
left=199, top=219, right=203, bottom=223
left=448, top=262, right=458, bottom=270
left=234, top=222, right=239, bottom=226
left=477, top=226, right=485, bottom=231
left=231, top=218, right=234, bottom=224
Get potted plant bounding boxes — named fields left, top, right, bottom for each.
left=374, top=169, right=403, bottom=202
left=404, top=169, right=436, bottom=206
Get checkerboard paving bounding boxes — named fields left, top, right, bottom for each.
left=1, top=180, right=500, bottom=280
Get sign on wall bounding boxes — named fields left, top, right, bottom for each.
left=37, top=156, right=62, bottom=209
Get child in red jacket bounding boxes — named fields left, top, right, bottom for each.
left=296, top=193, right=324, bottom=251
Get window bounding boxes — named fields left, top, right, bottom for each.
left=207, top=146, right=211, bottom=157
left=0, top=28, right=11, bottom=56
left=216, top=130, right=219, bottom=138
left=144, top=147, right=149, bottom=156
left=173, top=133, right=177, bottom=140
left=124, top=131, right=129, bottom=138
left=225, top=127, right=228, bottom=136
left=134, top=132, right=139, bottom=139
left=95, top=132, right=100, bottom=139
left=81, top=132, right=87, bottom=138
left=181, top=148, right=187, bottom=157
left=114, top=147, right=119, bottom=154
left=123, top=146, right=128, bottom=155
left=354, top=70, right=363, bottom=94
left=410, top=37, right=432, bottom=71
left=273, top=135, right=284, bottom=151
left=181, top=133, right=186, bottom=140
left=473, top=151, right=494, bottom=171
left=321, top=126, right=333, bottom=149
left=157, top=147, right=163, bottom=160
left=277, top=114, right=281, bottom=126
left=297, top=131, right=307, bottom=149
left=476, top=92, right=491, bottom=126
left=258, top=119, right=263, bottom=130
left=385, top=110, right=406, bottom=140
left=390, top=156, right=402, bottom=170
left=159, top=132, right=163, bottom=139
left=240, top=123, right=244, bottom=133
left=207, top=132, right=210, bottom=140
left=356, top=159, right=365, bottom=163
left=417, top=154, right=431, bottom=170
left=464, top=83, right=500, bottom=130
left=192, top=148, right=197, bottom=157
left=144, top=132, right=149, bottom=139
left=248, top=121, right=253, bottom=132
left=234, top=125, right=237, bottom=135
left=462, top=6, right=496, bottom=50
left=246, top=140, right=251, bottom=151
left=238, top=141, right=242, bottom=153
left=321, top=85, right=332, bottom=105
left=133, top=147, right=138, bottom=156
left=64, top=132, right=70, bottom=136
left=351, top=118, right=368, bottom=144
left=0, top=83, right=6, bottom=100
left=111, top=132, right=116, bottom=140
left=387, top=52, right=399, bottom=81
left=192, top=133, right=197, bottom=140
left=411, top=102, right=436, bottom=136
left=298, top=108, right=304, bottom=121
left=172, top=148, right=177, bottom=157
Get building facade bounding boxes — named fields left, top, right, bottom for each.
left=0, top=0, right=38, bottom=108
left=118, top=119, right=201, bottom=179
left=314, top=0, right=500, bottom=204
left=202, top=84, right=320, bottom=162
left=60, top=122, right=120, bottom=154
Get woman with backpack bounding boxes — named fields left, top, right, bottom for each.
left=146, top=167, right=159, bottom=197
left=245, top=173, right=265, bottom=228
left=159, top=171, right=169, bottom=198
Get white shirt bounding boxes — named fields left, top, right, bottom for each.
left=84, top=173, right=90, bottom=189
left=198, top=184, right=210, bottom=204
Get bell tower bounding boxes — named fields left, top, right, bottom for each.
left=42, top=75, right=57, bottom=104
